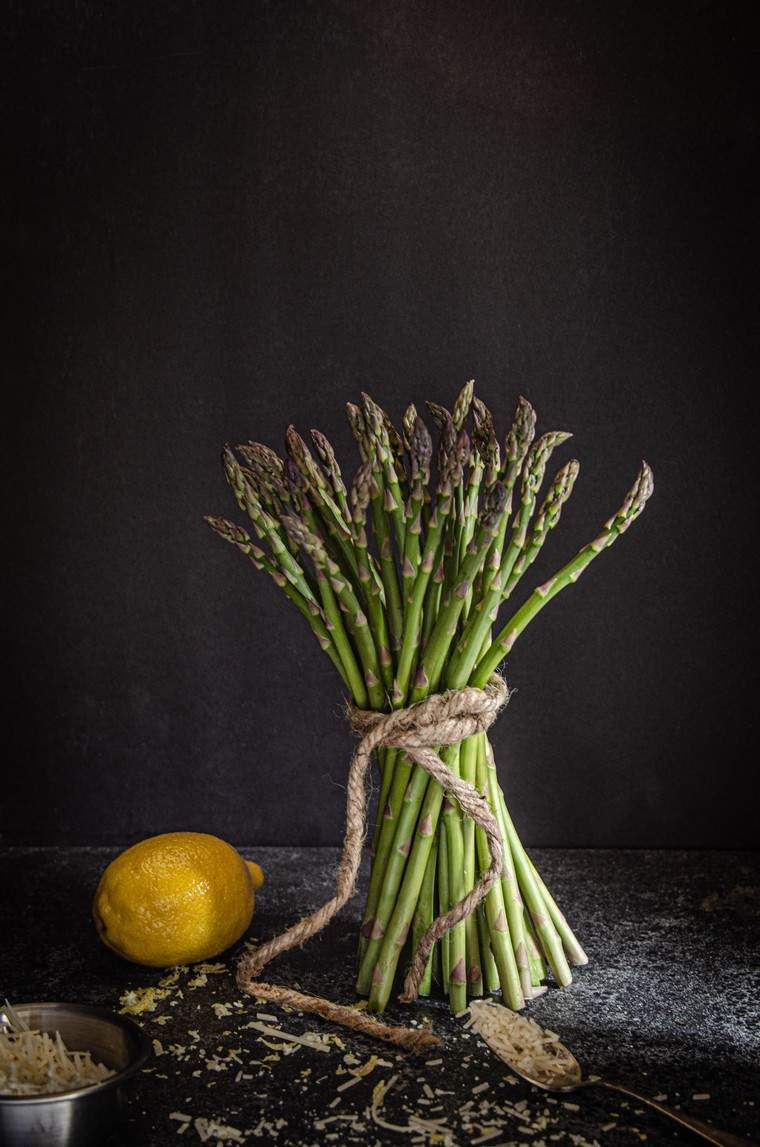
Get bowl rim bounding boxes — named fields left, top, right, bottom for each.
left=0, top=1001, right=152, bottom=1106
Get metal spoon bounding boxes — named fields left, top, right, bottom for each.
left=487, top=1038, right=755, bottom=1147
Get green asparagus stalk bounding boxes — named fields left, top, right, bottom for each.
left=459, top=734, right=483, bottom=996
left=474, top=736, right=525, bottom=1009
left=446, top=444, right=577, bottom=689
left=311, top=428, right=352, bottom=529
left=471, top=397, right=501, bottom=489
left=437, top=825, right=451, bottom=995
left=478, top=396, right=537, bottom=598
left=400, top=415, right=433, bottom=631
left=205, top=516, right=349, bottom=685
left=362, top=426, right=404, bottom=652
left=483, top=736, right=571, bottom=987
left=410, top=832, right=438, bottom=997
left=285, top=427, right=361, bottom=584
left=362, top=393, right=407, bottom=556
left=222, top=447, right=315, bottom=602
left=282, top=513, right=384, bottom=710
left=477, top=903, right=500, bottom=993
left=472, top=462, right=654, bottom=686
left=441, top=746, right=468, bottom=1013
left=503, top=458, right=580, bottom=595
left=348, top=460, right=393, bottom=690
left=452, top=379, right=475, bottom=431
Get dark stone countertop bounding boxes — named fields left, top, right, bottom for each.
left=1, top=847, right=758, bottom=1145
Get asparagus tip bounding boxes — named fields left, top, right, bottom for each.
left=453, top=379, right=475, bottom=428
left=605, top=460, right=654, bottom=533
left=636, top=460, right=655, bottom=507
left=206, top=515, right=249, bottom=546
left=426, top=400, right=453, bottom=430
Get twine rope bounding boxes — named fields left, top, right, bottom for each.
left=236, top=676, right=509, bottom=1050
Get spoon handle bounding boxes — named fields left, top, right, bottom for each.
left=594, top=1081, right=755, bottom=1147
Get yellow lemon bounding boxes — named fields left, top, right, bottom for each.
left=92, top=832, right=264, bottom=967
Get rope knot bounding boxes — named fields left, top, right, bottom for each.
left=347, top=675, right=509, bottom=754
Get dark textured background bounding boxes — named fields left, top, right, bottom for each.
left=3, top=1, right=756, bottom=846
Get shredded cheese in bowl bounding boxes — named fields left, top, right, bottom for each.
left=0, top=1002, right=115, bottom=1097
left=467, top=999, right=582, bottom=1086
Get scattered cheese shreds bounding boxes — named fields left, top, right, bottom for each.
left=337, top=1052, right=383, bottom=1090
left=193, top=1115, right=246, bottom=1143
left=119, top=985, right=171, bottom=1015
left=244, top=1020, right=331, bottom=1053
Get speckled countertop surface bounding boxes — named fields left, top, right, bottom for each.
left=1, top=847, right=758, bottom=1145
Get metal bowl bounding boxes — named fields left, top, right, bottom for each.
left=0, top=1002, right=151, bottom=1147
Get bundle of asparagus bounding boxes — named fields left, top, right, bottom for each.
left=208, top=383, right=653, bottom=1015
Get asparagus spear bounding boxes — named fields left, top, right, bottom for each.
left=366, top=415, right=431, bottom=850
left=471, top=397, right=501, bottom=489
left=311, top=428, right=352, bottom=528
left=283, top=514, right=385, bottom=710
left=447, top=445, right=577, bottom=689
left=401, top=415, right=433, bottom=620
left=480, top=396, right=536, bottom=600
left=362, top=393, right=407, bottom=556
left=504, top=458, right=580, bottom=595
left=452, top=379, right=475, bottom=431
left=205, top=517, right=349, bottom=688
left=285, top=426, right=360, bottom=582
left=346, top=402, right=371, bottom=461
left=222, top=447, right=316, bottom=602
left=357, top=405, right=405, bottom=653
left=473, top=462, right=654, bottom=686
left=348, top=461, right=393, bottom=689
left=410, top=832, right=438, bottom=997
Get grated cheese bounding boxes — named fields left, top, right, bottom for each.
left=0, top=1002, right=115, bottom=1096
left=468, top=1000, right=582, bottom=1087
